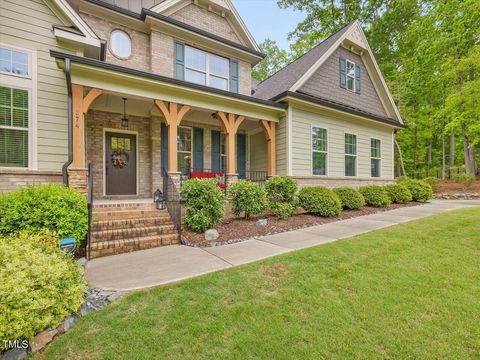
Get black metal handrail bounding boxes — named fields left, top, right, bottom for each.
left=163, top=168, right=182, bottom=238
left=86, top=162, right=93, bottom=260
left=241, top=170, right=268, bottom=186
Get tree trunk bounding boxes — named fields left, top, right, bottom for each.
left=449, top=131, right=455, bottom=167
left=462, top=122, right=476, bottom=175
left=395, top=136, right=406, bottom=177
left=413, top=126, right=418, bottom=172
left=441, top=117, right=446, bottom=179
left=427, top=141, right=432, bottom=168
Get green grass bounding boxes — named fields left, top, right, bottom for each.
left=41, top=208, right=480, bottom=359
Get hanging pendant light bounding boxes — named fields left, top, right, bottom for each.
left=121, top=97, right=129, bottom=128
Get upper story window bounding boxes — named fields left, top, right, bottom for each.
left=110, top=30, right=131, bottom=59
left=346, top=60, right=355, bottom=91
left=340, top=57, right=361, bottom=94
left=185, top=46, right=229, bottom=91
left=0, top=47, right=29, bottom=76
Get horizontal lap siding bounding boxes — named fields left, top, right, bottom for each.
left=0, top=0, right=75, bottom=171
left=249, top=132, right=267, bottom=172
left=291, top=107, right=393, bottom=179
left=275, top=117, right=287, bottom=176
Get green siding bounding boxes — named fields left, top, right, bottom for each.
left=249, top=132, right=267, bottom=172
left=0, top=0, right=75, bottom=171
left=275, top=116, right=287, bottom=176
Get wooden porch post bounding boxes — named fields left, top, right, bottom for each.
left=154, top=100, right=190, bottom=173
left=260, top=120, right=276, bottom=177
left=216, top=112, right=245, bottom=174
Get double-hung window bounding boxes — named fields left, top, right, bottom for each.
left=185, top=46, right=229, bottom=91
left=371, top=138, right=381, bottom=177
left=0, top=47, right=29, bottom=76
left=312, top=127, right=327, bottom=175
left=177, top=127, right=192, bottom=175
left=345, top=133, right=357, bottom=176
left=346, top=60, right=355, bottom=91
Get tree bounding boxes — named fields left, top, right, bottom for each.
left=252, top=39, right=289, bottom=81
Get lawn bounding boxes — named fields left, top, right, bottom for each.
left=41, top=208, right=480, bottom=359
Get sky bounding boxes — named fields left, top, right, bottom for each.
left=231, top=0, right=306, bottom=50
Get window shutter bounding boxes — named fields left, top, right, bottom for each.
left=161, top=123, right=168, bottom=172
left=193, top=127, right=204, bottom=172
left=230, top=59, right=239, bottom=93
left=211, top=130, right=221, bottom=171
left=237, top=133, right=246, bottom=178
left=174, top=41, right=185, bottom=80
left=355, top=64, right=361, bottom=94
left=339, top=57, right=347, bottom=89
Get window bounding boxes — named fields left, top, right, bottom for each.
left=110, top=30, right=131, bottom=58
left=371, top=138, right=381, bottom=177
left=220, top=133, right=227, bottom=172
left=0, top=47, right=28, bottom=76
left=177, top=127, right=192, bottom=175
left=346, top=60, right=355, bottom=91
left=312, top=127, right=327, bottom=175
left=185, top=46, right=229, bottom=90
left=0, top=86, right=29, bottom=167
left=345, top=133, right=357, bottom=176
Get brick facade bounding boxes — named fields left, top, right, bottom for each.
left=0, top=170, right=63, bottom=193
left=293, top=176, right=395, bottom=189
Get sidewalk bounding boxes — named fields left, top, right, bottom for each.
left=86, top=200, right=480, bottom=291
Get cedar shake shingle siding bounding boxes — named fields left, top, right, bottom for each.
left=299, top=46, right=388, bottom=118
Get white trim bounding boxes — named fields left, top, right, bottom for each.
left=0, top=43, right=32, bottom=79
left=392, top=131, right=395, bottom=179
left=370, top=137, right=382, bottom=178
left=102, top=128, right=139, bottom=197
left=344, top=131, right=358, bottom=177
left=287, top=105, right=292, bottom=176
left=48, top=0, right=100, bottom=40
left=310, top=125, right=329, bottom=176
left=345, top=59, right=356, bottom=92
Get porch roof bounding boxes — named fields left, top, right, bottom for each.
left=51, top=51, right=286, bottom=123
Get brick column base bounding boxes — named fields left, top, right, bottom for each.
left=68, top=168, right=88, bottom=196
left=167, top=172, right=182, bottom=191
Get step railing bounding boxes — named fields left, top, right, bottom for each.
left=86, top=162, right=94, bottom=260
left=162, top=168, right=182, bottom=238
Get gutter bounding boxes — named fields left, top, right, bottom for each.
left=62, top=58, right=73, bottom=186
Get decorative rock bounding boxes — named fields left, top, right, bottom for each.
left=29, top=329, right=58, bottom=352
left=107, top=290, right=124, bottom=302
left=256, top=219, right=268, bottom=227
left=58, top=315, right=77, bottom=334
left=2, top=348, right=27, bottom=360
left=205, top=229, right=220, bottom=241
left=77, top=257, right=87, bottom=267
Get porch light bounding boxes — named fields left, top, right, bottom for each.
left=121, top=97, right=129, bottom=128
left=154, top=189, right=165, bottom=210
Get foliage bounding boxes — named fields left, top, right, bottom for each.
left=359, top=186, right=391, bottom=208
left=0, top=232, right=86, bottom=347
left=384, top=184, right=413, bottom=204
left=423, top=177, right=441, bottom=193
left=451, top=173, right=477, bottom=190
left=252, top=39, right=290, bottom=81
left=229, top=180, right=267, bottom=219
left=403, top=180, right=433, bottom=202
left=265, top=176, right=298, bottom=219
left=181, top=179, right=225, bottom=233
left=298, top=186, right=342, bottom=217
left=333, top=187, right=365, bottom=210
left=396, top=176, right=410, bottom=183
left=0, top=184, right=88, bottom=245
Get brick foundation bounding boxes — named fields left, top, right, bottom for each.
left=68, top=168, right=88, bottom=195
left=293, top=176, right=395, bottom=189
left=0, top=169, right=63, bottom=193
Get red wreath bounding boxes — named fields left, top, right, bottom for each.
left=111, top=150, right=129, bottom=168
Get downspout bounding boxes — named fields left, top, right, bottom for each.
left=62, top=58, right=73, bottom=186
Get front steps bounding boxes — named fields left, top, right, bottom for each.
left=89, top=201, right=179, bottom=259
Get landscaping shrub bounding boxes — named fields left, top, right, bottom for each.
left=359, top=186, right=391, bottom=207
left=0, top=232, right=86, bottom=347
left=333, top=187, right=365, bottom=210
left=384, top=184, right=413, bottom=204
left=452, top=173, right=476, bottom=190
left=181, top=179, right=225, bottom=233
left=423, top=177, right=441, bottom=193
left=403, top=179, right=433, bottom=202
left=395, top=176, right=410, bottom=183
left=0, top=184, right=88, bottom=245
left=265, top=177, right=298, bottom=219
left=298, top=186, right=342, bottom=217
left=229, top=180, right=267, bottom=219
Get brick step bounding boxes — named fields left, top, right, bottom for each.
left=92, top=216, right=173, bottom=231
left=92, top=202, right=158, bottom=211
left=91, top=225, right=177, bottom=243
left=89, top=234, right=180, bottom=258
left=92, top=209, right=169, bottom=221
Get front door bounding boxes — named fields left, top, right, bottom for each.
left=105, top=132, right=137, bottom=196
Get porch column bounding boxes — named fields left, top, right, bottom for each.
left=216, top=112, right=246, bottom=175
left=154, top=100, right=190, bottom=178
left=260, top=120, right=276, bottom=177
left=70, top=84, right=102, bottom=194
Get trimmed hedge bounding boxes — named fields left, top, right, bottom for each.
left=384, top=184, right=412, bottom=204
left=359, top=186, right=391, bottom=207
left=265, top=177, right=298, bottom=219
left=423, top=177, right=441, bottom=193
left=0, top=232, right=86, bottom=348
left=0, top=184, right=88, bottom=245
left=230, top=180, right=267, bottom=219
left=298, top=186, right=342, bottom=217
left=403, top=180, right=433, bottom=202
left=181, top=179, right=225, bottom=233
left=333, top=187, right=365, bottom=210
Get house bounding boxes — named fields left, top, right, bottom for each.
left=0, top=0, right=404, bottom=257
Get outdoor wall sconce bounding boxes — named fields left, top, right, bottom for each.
left=154, top=189, right=165, bottom=210
left=121, top=97, right=129, bottom=128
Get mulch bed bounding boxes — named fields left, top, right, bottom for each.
left=436, top=176, right=480, bottom=195
left=182, top=202, right=423, bottom=247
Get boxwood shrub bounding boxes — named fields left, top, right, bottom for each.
left=384, top=184, right=412, bottom=204
left=359, top=185, right=391, bottom=207
left=298, top=186, right=342, bottom=217
left=265, top=176, right=298, bottom=219
left=229, top=180, right=267, bottom=219
left=0, top=232, right=86, bottom=348
left=423, top=177, right=441, bottom=193
left=333, top=187, right=365, bottom=210
left=0, top=184, right=88, bottom=245
left=181, top=179, right=225, bottom=232
left=403, top=179, right=433, bottom=202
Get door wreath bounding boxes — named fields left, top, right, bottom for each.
left=111, top=150, right=129, bottom=168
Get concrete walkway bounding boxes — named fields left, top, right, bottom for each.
left=86, top=200, right=480, bottom=291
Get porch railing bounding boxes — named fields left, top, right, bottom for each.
left=240, top=170, right=268, bottom=186
left=180, top=169, right=268, bottom=188
left=86, top=162, right=94, bottom=260
left=163, top=168, right=182, bottom=237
